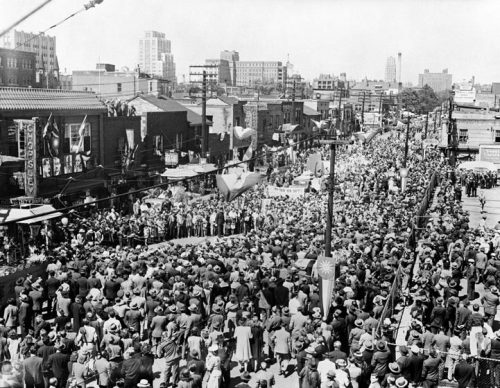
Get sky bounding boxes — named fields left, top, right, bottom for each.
left=2, top=0, right=500, bottom=85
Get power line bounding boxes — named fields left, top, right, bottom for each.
left=10, top=0, right=105, bottom=51
left=0, top=132, right=324, bottom=226
left=0, top=0, right=54, bottom=40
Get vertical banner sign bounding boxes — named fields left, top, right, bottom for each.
left=140, top=113, right=147, bottom=140
left=317, top=255, right=336, bottom=319
left=20, top=119, right=38, bottom=198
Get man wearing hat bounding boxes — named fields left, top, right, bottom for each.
left=421, top=349, right=442, bottom=388
left=371, top=340, right=390, bottom=382
left=481, top=285, right=500, bottom=327
left=407, top=345, right=425, bottom=386
left=382, top=362, right=402, bottom=387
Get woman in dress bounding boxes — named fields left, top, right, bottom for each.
left=205, top=344, right=221, bottom=388
left=234, top=318, right=253, bottom=373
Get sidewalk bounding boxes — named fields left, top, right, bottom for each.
left=462, top=186, right=500, bottom=228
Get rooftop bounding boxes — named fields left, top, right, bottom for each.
left=132, top=94, right=204, bottom=126
left=0, top=87, right=107, bottom=112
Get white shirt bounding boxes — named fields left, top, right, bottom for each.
left=317, top=359, right=336, bottom=382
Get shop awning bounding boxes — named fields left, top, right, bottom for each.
left=0, top=204, right=62, bottom=224
left=281, top=124, right=303, bottom=133
left=161, top=168, right=198, bottom=180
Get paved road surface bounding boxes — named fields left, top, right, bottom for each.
left=462, top=185, right=500, bottom=229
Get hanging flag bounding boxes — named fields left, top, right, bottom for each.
left=216, top=172, right=264, bottom=201
left=42, top=113, right=53, bottom=138
left=126, top=129, right=135, bottom=151
left=74, top=115, right=87, bottom=153
left=233, top=126, right=255, bottom=140
left=242, top=144, right=253, bottom=161
left=317, top=255, right=336, bottom=319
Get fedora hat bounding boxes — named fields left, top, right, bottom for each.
left=137, top=379, right=150, bottom=388
left=389, top=362, right=401, bottom=374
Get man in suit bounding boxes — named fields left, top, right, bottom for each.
left=46, top=343, right=70, bottom=388
left=23, top=346, right=44, bottom=388
left=216, top=208, right=225, bottom=237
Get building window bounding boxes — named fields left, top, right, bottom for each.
left=64, top=122, right=91, bottom=153
left=495, top=130, right=500, bottom=143
left=459, top=129, right=468, bottom=143
left=117, top=83, right=122, bottom=92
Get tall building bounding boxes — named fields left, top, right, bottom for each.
left=385, top=56, right=396, bottom=83
left=138, top=31, right=176, bottom=84
left=220, top=50, right=239, bottom=86
left=235, top=61, right=286, bottom=87
left=0, top=30, right=59, bottom=88
left=418, top=69, right=452, bottom=92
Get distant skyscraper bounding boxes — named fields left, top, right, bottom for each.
left=138, top=31, right=176, bottom=84
left=220, top=50, right=239, bottom=86
left=385, top=56, right=396, bottom=83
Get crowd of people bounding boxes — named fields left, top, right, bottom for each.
left=0, top=127, right=498, bottom=388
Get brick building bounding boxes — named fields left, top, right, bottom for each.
left=0, top=48, right=36, bottom=87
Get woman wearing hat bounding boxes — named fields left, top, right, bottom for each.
left=206, top=344, right=221, bottom=388
left=234, top=318, right=253, bottom=373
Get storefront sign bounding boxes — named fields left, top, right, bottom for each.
left=267, top=185, right=305, bottom=199
left=479, top=146, right=500, bottom=163
left=165, top=152, right=179, bottom=166
left=19, top=119, right=38, bottom=198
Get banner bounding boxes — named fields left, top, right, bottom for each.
left=267, top=185, right=305, bottom=199
left=317, top=255, right=337, bottom=319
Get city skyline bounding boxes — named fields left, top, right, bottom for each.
left=2, top=0, right=500, bottom=85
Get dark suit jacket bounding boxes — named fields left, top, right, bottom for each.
left=24, top=355, right=44, bottom=384
left=454, top=360, right=475, bottom=388
left=47, top=352, right=70, bottom=378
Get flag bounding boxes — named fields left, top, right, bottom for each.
left=42, top=113, right=53, bottom=138
left=74, top=115, right=87, bottom=153
left=216, top=172, right=264, bottom=201
left=233, top=126, right=255, bottom=140
left=243, top=144, right=253, bottom=161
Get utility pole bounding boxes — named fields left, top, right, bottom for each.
left=378, top=92, right=383, bottom=128
left=291, top=79, right=296, bottom=124
left=320, top=133, right=351, bottom=315
left=361, top=91, right=366, bottom=126
left=189, top=65, right=218, bottom=156
left=337, top=88, right=343, bottom=133
left=404, top=116, right=410, bottom=168
left=448, top=91, right=457, bottom=167
left=424, top=112, right=429, bottom=139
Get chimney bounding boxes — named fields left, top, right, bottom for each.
left=397, top=52, right=402, bottom=84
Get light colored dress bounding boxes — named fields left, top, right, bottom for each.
left=234, top=325, right=253, bottom=362
left=205, top=353, right=221, bottom=388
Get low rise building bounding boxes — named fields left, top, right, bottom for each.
left=418, top=69, right=452, bottom=92
left=0, top=48, right=36, bottom=87
left=72, top=64, right=170, bottom=99
left=0, top=87, right=107, bottom=199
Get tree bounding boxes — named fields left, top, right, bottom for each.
left=400, top=85, right=440, bottom=114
